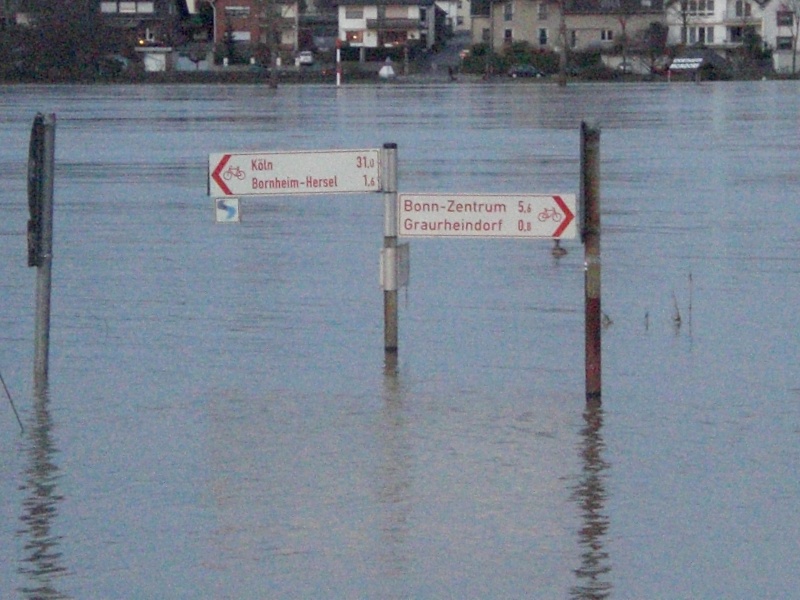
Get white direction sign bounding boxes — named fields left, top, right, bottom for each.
left=398, top=193, right=577, bottom=239
left=209, top=149, right=381, bottom=197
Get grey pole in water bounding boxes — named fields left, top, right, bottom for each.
left=28, top=113, right=56, bottom=386
left=382, top=143, right=399, bottom=354
left=581, top=121, right=601, bottom=401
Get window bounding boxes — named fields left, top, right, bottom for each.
left=482, top=28, right=490, bottom=42
left=689, top=26, right=714, bottom=43
left=776, top=36, right=793, bottom=49
left=224, top=6, right=251, bottom=17
left=386, top=6, right=408, bottom=18
left=538, top=2, right=548, bottom=19
left=688, top=0, right=713, bottom=15
left=776, top=11, right=794, bottom=27
left=539, top=28, right=548, bottom=45
left=504, top=29, right=513, bottom=42
left=735, top=1, right=751, bottom=17
left=570, top=29, right=577, bottom=48
left=381, top=31, right=407, bottom=46
left=601, top=29, right=613, bottom=41
left=504, top=2, right=513, bottom=21
left=345, top=8, right=364, bottom=19
left=346, top=30, right=363, bottom=43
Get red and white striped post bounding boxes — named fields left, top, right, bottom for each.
left=336, top=38, right=342, bottom=87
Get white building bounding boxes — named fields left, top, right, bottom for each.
left=338, top=0, right=437, bottom=53
left=666, top=0, right=798, bottom=73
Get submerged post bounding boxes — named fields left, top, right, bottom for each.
left=581, top=122, right=601, bottom=401
left=28, top=113, right=56, bottom=386
left=382, top=143, right=399, bottom=354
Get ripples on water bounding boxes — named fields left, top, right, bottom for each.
left=1, top=82, right=799, bottom=598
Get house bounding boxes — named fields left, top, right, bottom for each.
left=453, top=0, right=473, bottom=30
left=665, top=0, right=795, bottom=73
left=100, top=0, right=185, bottom=47
left=436, top=0, right=473, bottom=31
left=337, top=0, right=438, bottom=60
left=210, top=0, right=300, bottom=59
left=766, top=2, right=798, bottom=73
left=471, top=0, right=665, bottom=55
left=566, top=0, right=666, bottom=55
left=470, top=0, right=491, bottom=43
left=436, top=0, right=459, bottom=31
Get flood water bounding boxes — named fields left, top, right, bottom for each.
left=1, top=81, right=799, bottom=598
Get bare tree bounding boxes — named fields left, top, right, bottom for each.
left=253, top=0, right=283, bottom=88
left=641, top=20, right=668, bottom=72
left=601, top=0, right=636, bottom=66
left=557, top=0, right=568, bottom=86
left=665, top=0, right=690, bottom=45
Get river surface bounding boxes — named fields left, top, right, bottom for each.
left=1, top=81, right=798, bottom=598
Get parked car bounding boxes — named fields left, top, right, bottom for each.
left=508, top=64, right=544, bottom=78
left=297, top=51, right=314, bottom=66
left=248, top=62, right=271, bottom=75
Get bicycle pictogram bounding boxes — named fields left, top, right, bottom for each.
left=222, top=165, right=246, bottom=181
left=537, top=207, right=562, bottom=222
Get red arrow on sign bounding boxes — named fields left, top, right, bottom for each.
left=211, top=154, right=233, bottom=195
left=552, top=195, right=574, bottom=238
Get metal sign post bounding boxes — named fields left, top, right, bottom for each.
left=207, top=144, right=399, bottom=355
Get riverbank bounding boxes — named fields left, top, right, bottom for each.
left=1, top=62, right=794, bottom=85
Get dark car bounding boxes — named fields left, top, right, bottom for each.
left=508, top=64, right=544, bottom=78
left=248, top=62, right=271, bottom=74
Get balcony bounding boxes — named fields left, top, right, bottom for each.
left=259, top=17, right=297, bottom=31
left=366, top=18, right=419, bottom=30
left=724, top=10, right=761, bottom=24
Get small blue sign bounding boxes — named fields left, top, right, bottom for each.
left=215, top=198, right=240, bottom=223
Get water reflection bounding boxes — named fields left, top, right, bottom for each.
left=378, top=360, right=412, bottom=591
left=17, top=386, right=70, bottom=599
left=570, top=399, right=612, bottom=599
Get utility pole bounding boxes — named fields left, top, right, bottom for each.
left=581, top=122, right=601, bottom=401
